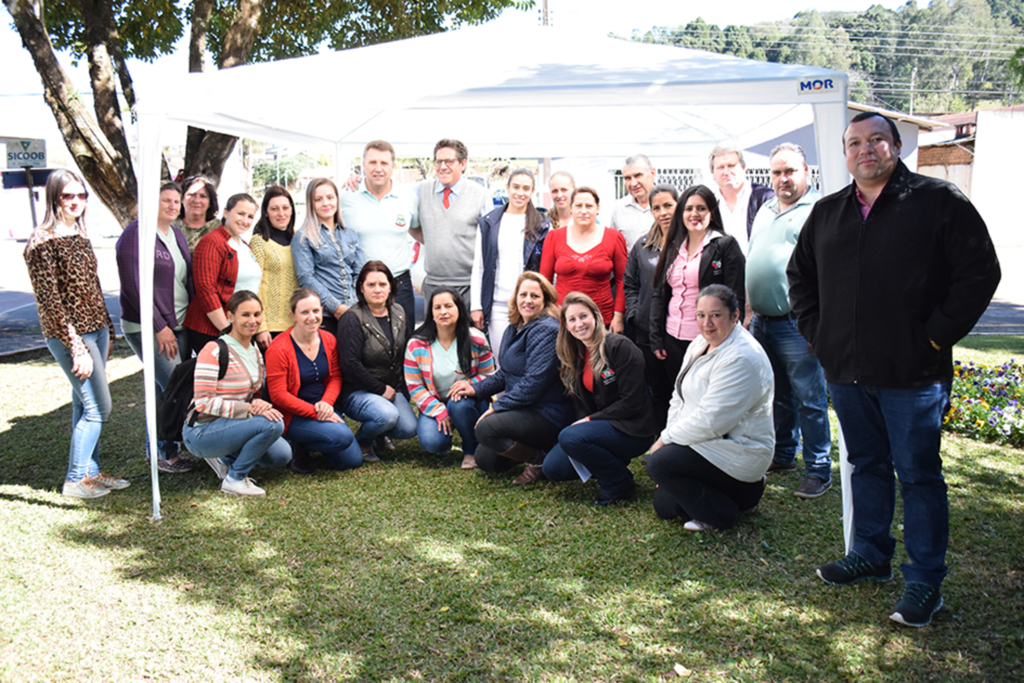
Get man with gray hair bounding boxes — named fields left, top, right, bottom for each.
left=709, top=143, right=774, bottom=253
left=609, top=154, right=657, bottom=250
left=746, top=143, right=831, bottom=500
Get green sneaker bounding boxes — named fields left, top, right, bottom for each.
left=890, top=582, right=943, bottom=627
left=816, top=552, right=893, bottom=585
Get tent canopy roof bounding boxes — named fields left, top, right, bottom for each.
left=139, top=23, right=848, bottom=158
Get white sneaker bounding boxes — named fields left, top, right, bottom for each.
left=205, top=457, right=229, bottom=480
left=220, top=477, right=265, bottom=496
left=62, top=479, right=110, bottom=499
left=683, top=519, right=716, bottom=532
left=92, top=473, right=130, bottom=490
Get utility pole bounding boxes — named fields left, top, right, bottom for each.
left=910, top=67, right=917, bottom=115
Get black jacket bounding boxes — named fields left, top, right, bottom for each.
left=336, top=304, right=409, bottom=400
left=787, top=160, right=1000, bottom=388
left=649, top=233, right=746, bottom=352
left=566, top=334, right=659, bottom=439
left=745, top=183, right=775, bottom=238
left=476, top=205, right=551, bottom=326
left=624, top=236, right=659, bottom=342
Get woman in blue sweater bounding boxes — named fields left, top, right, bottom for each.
left=449, top=271, right=570, bottom=485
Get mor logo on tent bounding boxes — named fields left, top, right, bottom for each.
left=797, top=78, right=837, bottom=95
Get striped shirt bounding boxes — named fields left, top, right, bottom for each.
left=404, top=330, right=494, bottom=421
left=190, top=339, right=264, bottom=423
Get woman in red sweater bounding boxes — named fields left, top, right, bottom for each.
left=184, top=193, right=262, bottom=356
left=539, top=186, right=627, bottom=333
left=265, top=287, right=362, bottom=473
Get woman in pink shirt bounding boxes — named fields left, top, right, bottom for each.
left=539, top=187, right=627, bottom=333
left=650, top=185, right=745, bottom=385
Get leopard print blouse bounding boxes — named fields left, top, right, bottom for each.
left=24, top=227, right=114, bottom=360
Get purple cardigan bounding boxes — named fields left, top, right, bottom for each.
left=115, top=220, right=194, bottom=332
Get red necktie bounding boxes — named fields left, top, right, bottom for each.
left=443, top=188, right=452, bottom=209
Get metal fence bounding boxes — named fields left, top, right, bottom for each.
left=614, top=167, right=822, bottom=198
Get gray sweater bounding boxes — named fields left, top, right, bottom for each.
left=418, top=178, right=490, bottom=287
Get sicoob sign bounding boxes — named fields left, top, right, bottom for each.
left=5, top=139, right=47, bottom=169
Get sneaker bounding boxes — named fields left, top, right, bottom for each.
left=205, top=457, right=229, bottom=480
left=157, top=457, right=196, bottom=473
left=890, top=582, right=944, bottom=627
left=767, top=459, right=797, bottom=474
left=816, top=552, right=893, bottom=585
left=461, top=454, right=477, bottom=470
left=683, top=519, right=716, bottom=532
left=62, top=479, right=110, bottom=499
left=794, top=475, right=832, bottom=499
left=92, top=473, right=130, bottom=490
left=220, top=477, right=266, bottom=496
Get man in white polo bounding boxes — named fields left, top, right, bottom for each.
left=609, top=154, right=656, bottom=250
left=339, top=139, right=419, bottom=336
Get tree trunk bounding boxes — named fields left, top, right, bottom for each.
left=183, top=0, right=263, bottom=188
left=4, top=0, right=137, bottom=226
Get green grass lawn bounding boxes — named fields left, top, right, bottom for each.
left=0, top=338, right=1021, bottom=682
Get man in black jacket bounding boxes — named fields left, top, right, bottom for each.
left=787, top=112, right=1000, bottom=628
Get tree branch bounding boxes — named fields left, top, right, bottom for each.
left=4, top=0, right=137, bottom=226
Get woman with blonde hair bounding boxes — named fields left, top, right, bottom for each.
left=449, top=272, right=570, bottom=484
left=24, top=169, right=125, bottom=498
left=292, top=178, right=365, bottom=338
left=544, top=292, right=658, bottom=504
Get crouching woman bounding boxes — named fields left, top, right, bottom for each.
left=265, top=287, right=362, bottom=474
left=183, top=291, right=292, bottom=496
left=543, top=292, right=659, bottom=504
left=645, top=284, right=774, bottom=530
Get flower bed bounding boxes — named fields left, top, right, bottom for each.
left=945, top=359, right=1024, bottom=447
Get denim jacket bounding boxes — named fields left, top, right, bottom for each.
left=292, top=223, right=365, bottom=314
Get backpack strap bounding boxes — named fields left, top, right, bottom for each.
left=217, top=338, right=229, bottom=380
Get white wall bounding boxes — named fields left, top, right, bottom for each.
left=973, top=109, right=1024, bottom=248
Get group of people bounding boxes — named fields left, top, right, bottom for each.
left=25, top=117, right=1000, bottom=628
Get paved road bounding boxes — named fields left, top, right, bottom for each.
left=2, top=237, right=1023, bottom=357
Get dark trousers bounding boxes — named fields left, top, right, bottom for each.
left=474, top=409, right=562, bottom=473
left=645, top=443, right=765, bottom=529
left=543, top=420, right=652, bottom=497
left=636, top=333, right=673, bottom=430
left=319, top=313, right=339, bottom=339
left=394, top=271, right=416, bottom=339
left=188, top=330, right=219, bottom=358
left=663, top=335, right=691, bottom=387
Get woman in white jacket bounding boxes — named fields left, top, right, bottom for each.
left=645, top=284, right=775, bottom=531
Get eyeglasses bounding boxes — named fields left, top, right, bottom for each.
left=60, top=192, right=89, bottom=202
left=434, top=158, right=459, bottom=167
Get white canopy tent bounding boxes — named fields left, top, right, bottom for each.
left=133, top=23, right=852, bottom=535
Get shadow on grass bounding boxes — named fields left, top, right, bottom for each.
left=956, top=334, right=1024, bottom=357
left=3, top=363, right=1022, bottom=680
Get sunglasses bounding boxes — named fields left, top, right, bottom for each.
left=60, top=192, right=89, bottom=202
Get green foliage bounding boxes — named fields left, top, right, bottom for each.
left=44, top=1, right=184, bottom=63
left=252, top=152, right=313, bottom=189
left=44, top=0, right=532, bottom=65
left=637, top=2, right=1024, bottom=112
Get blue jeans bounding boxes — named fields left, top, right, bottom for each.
left=828, top=382, right=951, bottom=587
left=124, top=328, right=189, bottom=459
left=286, top=415, right=362, bottom=470
left=46, top=328, right=112, bottom=482
left=543, top=420, right=652, bottom=497
left=340, top=390, right=417, bottom=446
left=182, top=415, right=291, bottom=480
left=750, top=314, right=832, bottom=480
left=417, top=398, right=489, bottom=455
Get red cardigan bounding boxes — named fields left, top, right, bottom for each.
left=184, top=225, right=239, bottom=337
left=265, top=327, right=343, bottom=433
